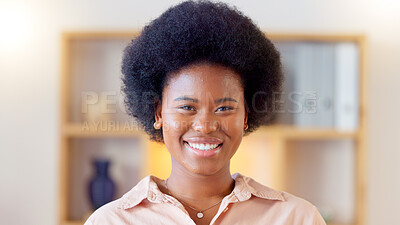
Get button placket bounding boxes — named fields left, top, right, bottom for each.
left=209, top=197, right=232, bottom=225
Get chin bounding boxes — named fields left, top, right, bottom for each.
left=185, top=161, right=227, bottom=176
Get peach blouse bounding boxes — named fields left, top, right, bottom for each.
left=85, top=173, right=326, bottom=225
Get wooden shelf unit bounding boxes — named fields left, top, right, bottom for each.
left=59, top=31, right=367, bottom=225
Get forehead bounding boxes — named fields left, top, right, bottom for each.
left=163, top=63, right=244, bottom=99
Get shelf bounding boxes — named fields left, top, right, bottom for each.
left=328, top=223, right=353, bottom=225
left=59, top=32, right=366, bottom=225
left=62, top=123, right=146, bottom=138
left=254, top=125, right=357, bottom=140
left=61, top=221, right=84, bottom=225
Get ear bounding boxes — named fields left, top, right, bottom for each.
left=154, top=100, right=162, bottom=122
left=244, top=109, right=248, bottom=124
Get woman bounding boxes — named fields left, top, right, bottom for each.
left=85, top=0, right=326, bottom=224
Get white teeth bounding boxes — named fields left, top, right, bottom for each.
left=187, top=142, right=220, bottom=151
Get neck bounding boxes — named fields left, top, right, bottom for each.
left=166, top=157, right=235, bottom=201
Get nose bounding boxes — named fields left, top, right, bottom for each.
left=191, top=111, right=220, bottom=134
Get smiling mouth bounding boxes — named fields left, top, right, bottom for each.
left=183, top=141, right=223, bottom=151
left=183, top=141, right=223, bottom=157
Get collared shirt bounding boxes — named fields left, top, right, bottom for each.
left=84, top=173, right=326, bottom=225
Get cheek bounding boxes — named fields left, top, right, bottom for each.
left=162, top=114, right=190, bottom=138
left=221, top=115, right=244, bottom=133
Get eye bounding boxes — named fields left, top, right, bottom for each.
left=216, top=106, right=234, bottom=112
left=178, top=105, right=196, bottom=111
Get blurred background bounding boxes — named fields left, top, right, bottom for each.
left=0, top=0, right=399, bottom=225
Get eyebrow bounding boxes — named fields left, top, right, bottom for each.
left=174, top=96, right=238, bottom=104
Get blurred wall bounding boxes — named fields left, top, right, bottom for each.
left=0, top=0, right=399, bottom=224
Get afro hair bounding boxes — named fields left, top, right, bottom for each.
left=121, top=0, right=284, bottom=143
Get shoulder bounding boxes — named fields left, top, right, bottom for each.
left=269, top=193, right=326, bottom=225
left=234, top=173, right=326, bottom=224
left=84, top=175, right=153, bottom=225
left=278, top=191, right=324, bottom=220
left=84, top=198, right=125, bottom=225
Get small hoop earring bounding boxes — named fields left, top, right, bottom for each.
left=153, top=121, right=162, bottom=129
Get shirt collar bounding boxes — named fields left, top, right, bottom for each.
left=231, top=173, right=285, bottom=202
left=117, top=173, right=285, bottom=210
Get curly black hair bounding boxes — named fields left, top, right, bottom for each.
left=121, top=0, right=284, bottom=143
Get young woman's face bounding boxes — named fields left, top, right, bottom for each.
left=157, top=63, right=247, bottom=175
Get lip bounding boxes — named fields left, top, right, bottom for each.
left=184, top=141, right=222, bottom=157
left=183, top=137, right=223, bottom=145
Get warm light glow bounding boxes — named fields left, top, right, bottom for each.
left=0, top=2, right=33, bottom=52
